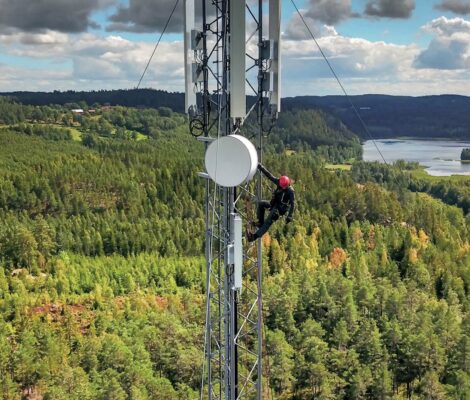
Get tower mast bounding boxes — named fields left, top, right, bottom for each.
left=184, top=0, right=282, bottom=398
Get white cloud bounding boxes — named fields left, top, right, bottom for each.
left=415, top=17, right=470, bottom=69
left=105, top=0, right=214, bottom=33
left=364, top=0, right=415, bottom=19
left=280, top=27, right=470, bottom=96
left=284, top=12, right=339, bottom=40
left=0, top=30, right=69, bottom=46
left=304, top=0, right=353, bottom=25
left=436, top=0, right=470, bottom=15
left=0, top=32, right=185, bottom=91
left=0, top=0, right=115, bottom=33
left=107, top=0, right=184, bottom=33
left=421, top=16, right=470, bottom=35
left=282, top=35, right=418, bottom=78
left=0, top=63, right=72, bottom=92
left=3, top=14, right=470, bottom=96
left=276, top=11, right=470, bottom=96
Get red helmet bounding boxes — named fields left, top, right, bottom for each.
left=279, top=175, right=290, bottom=189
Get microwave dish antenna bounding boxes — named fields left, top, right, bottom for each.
left=205, top=135, right=258, bottom=187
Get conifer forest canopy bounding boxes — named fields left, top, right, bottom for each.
left=0, top=96, right=470, bottom=399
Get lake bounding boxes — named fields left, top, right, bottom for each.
left=362, top=139, right=470, bottom=176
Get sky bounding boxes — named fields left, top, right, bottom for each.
left=1, top=0, right=470, bottom=96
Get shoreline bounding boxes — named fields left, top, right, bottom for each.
left=362, top=138, right=470, bottom=177
left=361, top=137, right=470, bottom=144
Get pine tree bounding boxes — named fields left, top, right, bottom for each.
left=266, top=329, right=295, bottom=395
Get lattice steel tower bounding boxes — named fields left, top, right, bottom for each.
left=184, top=0, right=282, bottom=398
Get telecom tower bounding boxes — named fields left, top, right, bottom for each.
left=184, top=0, right=281, bottom=398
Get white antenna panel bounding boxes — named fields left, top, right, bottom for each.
left=230, top=0, right=246, bottom=119
left=205, top=135, right=258, bottom=187
left=184, top=0, right=197, bottom=115
left=269, top=0, right=281, bottom=113
left=232, top=214, right=243, bottom=291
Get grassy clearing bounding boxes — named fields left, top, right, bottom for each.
left=135, top=132, right=148, bottom=141
left=1, top=122, right=83, bottom=141
left=68, top=127, right=82, bottom=141
left=325, top=163, right=352, bottom=171
left=410, top=166, right=470, bottom=182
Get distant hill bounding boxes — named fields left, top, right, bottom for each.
left=282, top=94, right=470, bottom=139
left=0, top=89, right=185, bottom=113
left=2, top=90, right=470, bottom=139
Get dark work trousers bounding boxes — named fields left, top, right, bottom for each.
left=254, top=200, right=280, bottom=238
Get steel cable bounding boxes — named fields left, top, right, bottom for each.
left=135, top=0, right=180, bottom=89
left=289, top=0, right=388, bottom=165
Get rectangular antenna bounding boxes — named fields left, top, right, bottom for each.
left=232, top=214, right=243, bottom=290
left=184, top=0, right=196, bottom=115
left=269, top=0, right=281, bottom=113
left=230, top=0, right=246, bottom=119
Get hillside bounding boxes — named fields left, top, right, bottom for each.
left=283, top=94, right=470, bottom=139
left=3, top=90, right=470, bottom=139
left=0, top=98, right=470, bottom=399
left=0, top=89, right=185, bottom=113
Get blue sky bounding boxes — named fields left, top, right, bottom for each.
left=1, top=0, right=470, bottom=96
left=90, top=1, right=448, bottom=48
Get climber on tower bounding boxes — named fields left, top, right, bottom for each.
left=247, top=163, right=295, bottom=242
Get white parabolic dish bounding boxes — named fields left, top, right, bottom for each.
left=205, top=135, right=258, bottom=187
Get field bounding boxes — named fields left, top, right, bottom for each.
left=325, top=163, right=352, bottom=171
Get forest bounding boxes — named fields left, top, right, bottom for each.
left=0, top=96, right=470, bottom=399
